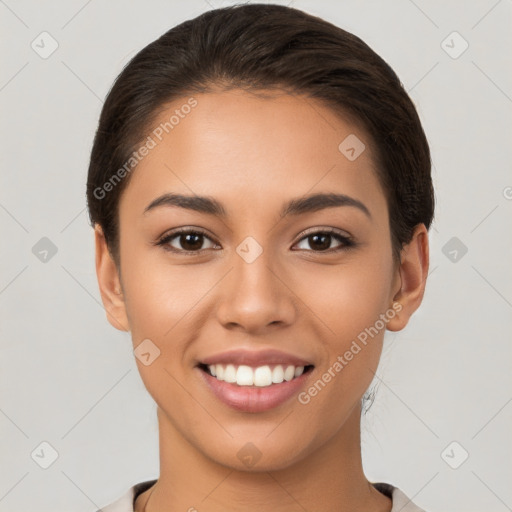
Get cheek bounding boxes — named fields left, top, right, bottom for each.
left=299, top=253, right=394, bottom=405
left=121, top=245, right=208, bottom=336
left=308, top=255, right=393, bottom=342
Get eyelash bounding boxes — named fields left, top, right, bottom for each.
left=154, top=227, right=356, bottom=255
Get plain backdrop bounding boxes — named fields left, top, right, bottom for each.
left=1, top=1, right=511, bottom=511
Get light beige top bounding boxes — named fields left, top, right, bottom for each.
left=96, top=479, right=427, bottom=511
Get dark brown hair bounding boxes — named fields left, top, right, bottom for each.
left=86, top=3, right=435, bottom=268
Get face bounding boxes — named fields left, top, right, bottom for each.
left=101, top=89, right=411, bottom=471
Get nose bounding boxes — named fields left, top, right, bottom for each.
left=215, top=243, right=297, bottom=334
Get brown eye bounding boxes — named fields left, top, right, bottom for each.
left=157, top=229, right=218, bottom=253
left=294, top=229, right=354, bottom=252
left=156, top=227, right=355, bottom=255
left=309, top=233, right=331, bottom=251
left=175, top=232, right=205, bottom=251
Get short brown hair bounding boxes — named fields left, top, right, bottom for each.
left=86, top=3, right=435, bottom=267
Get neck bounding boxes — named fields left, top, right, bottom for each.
left=138, top=402, right=391, bottom=512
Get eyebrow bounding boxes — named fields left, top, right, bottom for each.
left=143, top=192, right=371, bottom=219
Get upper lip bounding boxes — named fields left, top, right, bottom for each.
left=199, top=348, right=314, bottom=368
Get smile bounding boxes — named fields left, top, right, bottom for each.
left=199, top=363, right=314, bottom=387
left=196, top=356, right=315, bottom=412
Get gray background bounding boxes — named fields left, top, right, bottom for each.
left=1, top=1, right=511, bottom=511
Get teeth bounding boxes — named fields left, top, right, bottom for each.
left=206, top=364, right=306, bottom=387
left=271, top=365, right=284, bottom=384
left=236, top=365, right=254, bottom=386
left=254, top=366, right=272, bottom=387
left=283, top=365, right=295, bottom=381
left=223, top=364, right=236, bottom=383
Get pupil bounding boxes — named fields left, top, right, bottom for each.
left=310, top=234, right=330, bottom=251
left=182, top=233, right=202, bottom=250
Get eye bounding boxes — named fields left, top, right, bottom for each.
left=293, top=228, right=355, bottom=253
left=156, top=228, right=219, bottom=253
left=155, top=227, right=355, bottom=255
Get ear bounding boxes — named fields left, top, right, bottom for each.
left=94, top=224, right=130, bottom=332
left=386, top=223, right=429, bottom=332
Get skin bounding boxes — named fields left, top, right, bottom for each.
left=95, top=88, right=429, bottom=512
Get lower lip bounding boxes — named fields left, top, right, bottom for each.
left=197, top=367, right=313, bottom=413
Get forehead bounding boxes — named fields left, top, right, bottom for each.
left=119, top=89, right=387, bottom=225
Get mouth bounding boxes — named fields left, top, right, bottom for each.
left=197, top=362, right=315, bottom=387
left=195, top=349, right=315, bottom=413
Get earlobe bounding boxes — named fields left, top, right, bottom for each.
left=386, top=223, right=429, bottom=332
left=94, top=224, right=130, bottom=332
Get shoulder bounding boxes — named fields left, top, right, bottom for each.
left=373, top=482, right=428, bottom=512
left=95, top=479, right=157, bottom=512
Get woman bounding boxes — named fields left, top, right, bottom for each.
left=88, top=4, right=434, bottom=511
